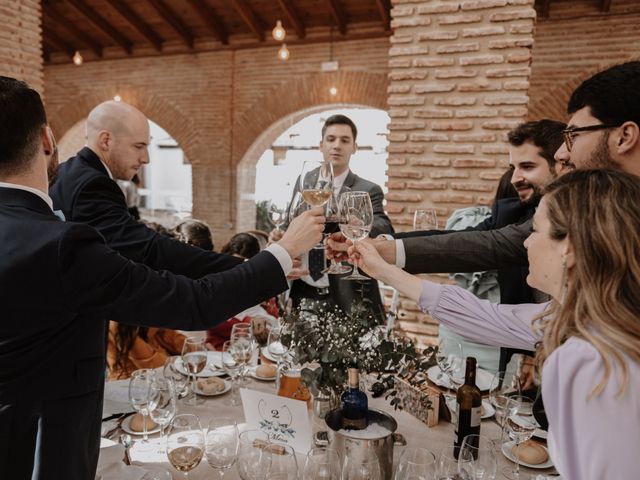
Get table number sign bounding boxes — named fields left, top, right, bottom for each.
left=240, top=388, right=312, bottom=453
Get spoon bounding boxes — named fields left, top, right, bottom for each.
left=119, top=433, right=132, bottom=465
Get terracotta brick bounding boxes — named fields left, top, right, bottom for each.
left=451, top=182, right=495, bottom=192
left=387, top=84, right=412, bottom=94
left=414, top=109, right=454, bottom=119
left=387, top=180, right=407, bottom=189
left=391, top=17, right=433, bottom=28
left=387, top=193, right=423, bottom=202
left=413, top=57, right=455, bottom=67
left=480, top=171, right=506, bottom=180
left=389, top=109, right=410, bottom=118
left=388, top=96, right=426, bottom=106
left=489, top=38, right=533, bottom=49
left=455, top=108, right=500, bottom=117
left=433, top=144, right=475, bottom=154
left=458, top=82, right=502, bottom=92
left=388, top=170, right=424, bottom=179
left=410, top=133, right=450, bottom=142
left=490, top=10, right=536, bottom=22
left=486, top=66, right=531, bottom=78
left=453, top=133, right=497, bottom=142
left=500, top=106, right=528, bottom=117
left=418, top=4, right=461, bottom=14
left=432, top=121, right=474, bottom=131
left=503, top=80, right=530, bottom=90
left=392, top=5, right=416, bottom=16
left=461, top=0, right=508, bottom=9
left=436, top=43, right=480, bottom=54
left=386, top=205, right=405, bottom=214
left=452, top=159, right=498, bottom=168
left=387, top=157, right=408, bottom=166
left=389, top=58, right=412, bottom=68
left=430, top=170, right=470, bottom=179
left=389, top=71, right=428, bottom=81
left=390, top=34, right=415, bottom=44
left=484, top=95, right=529, bottom=105
left=432, top=193, right=475, bottom=204
left=510, top=23, right=534, bottom=34
left=507, top=51, right=532, bottom=63
left=476, top=195, right=494, bottom=205
left=415, top=84, right=456, bottom=93
left=418, top=31, right=460, bottom=41
left=435, top=68, right=477, bottom=79
left=411, top=158, right=451, bottom=167
left=459, top=54, right=504, bottom=66
left=407, top=181, right=448, bottom=190
left=438, top=14, right=483, bottom=25
left=388, top=145, right=426, bottom=154
left=388, top=133, right=408, bottom=142
left=434, top=97, right=476, bottom=106
left=462, top=26, right=506, bottom=37
left=389, top=121, right=427, bottom=130
left=390, top=46, right=430, bottom=57
left=482, top=121, right=521, bottom=130
left=482, top=144, right=510, bottom=154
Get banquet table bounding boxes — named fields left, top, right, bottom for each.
left=100, top=374, right=557, bottom=479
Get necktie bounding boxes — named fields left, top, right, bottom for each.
left=309, top=248, right=326, bottom=281
left=53, top=209, right=66, bottom=221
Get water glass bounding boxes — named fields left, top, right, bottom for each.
left=413, top=208, right=438, bottom=230
left=166, top=414, right=205, bottom=478
left=489, top=371, right=521, bottom=442
left=150, top=376, right=177, bottom=445
left=163, top=356, right=190, bottom=399
left=237, top=430, right=272, bottom=480
left=303, top=447, right=341, bottom=480
left=181, top=337, right=207, bottom=405
left=222, top=341, right=241, bottom=407
left=128, top=368, right=158, bottom=443
left=205, top=418, right=239, bottom=479
left=342, top=450, right=381, bottom=480
left=394, top=447, right=437, bottom=480
left=266, top=444, right=298, bottom=480
left=503, top=397, right=536, bottom=479
left=458, top=435, right=497, bottom=480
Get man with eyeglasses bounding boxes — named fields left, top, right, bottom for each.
left=329, top=60, right=640, bottom=275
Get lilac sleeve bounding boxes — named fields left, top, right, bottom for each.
left=418, top=281, right=546, bottom=351
left=542, top=338, right=640, bottom=479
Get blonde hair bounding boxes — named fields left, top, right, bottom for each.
left=534, top=169, right=640, bottom=397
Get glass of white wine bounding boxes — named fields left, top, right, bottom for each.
left=166, top=414, right=205, bottom=478
left=339, top=191, right=373, bottom=281
left=298, top=160, right=334, bottom=208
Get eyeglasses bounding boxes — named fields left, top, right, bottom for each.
left=562, top=123, right=621, bottom=152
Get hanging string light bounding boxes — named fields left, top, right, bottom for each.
left=72, top=50, right=83, bottom=66
left=278, top=44, right=290, bottom=61
left=272, top=20, right=286, bottom=42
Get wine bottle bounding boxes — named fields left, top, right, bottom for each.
left=340, top=368, right=368, bottom=430
left=453, top=357, right=482, bottom=459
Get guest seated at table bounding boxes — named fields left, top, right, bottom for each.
left=106, top=322, right=186, bottom=380
left=349, top=169, right=640, bottom=480
left=174, top=218, right=214, bottom=251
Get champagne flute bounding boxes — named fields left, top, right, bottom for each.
left=237, top=430, right=272, bottom=480
left=299, top=160, right=334, bottom=208
left=458, top=434, right=497, bottom=480
left=222, top=341, right=242, bottom=407
left=413, top=208, right=438, bottom=231
left=182, top=336, right=207, bottom=406
left=489, top=371, right=521, bottom=443
left=394, top=447, right=437, bottom=480
left=339, top=191, right=373, bottom=281
left=324, top=187, right=352, bottom=275
left=266, top=444, right=298, bottom=480
left=205, top=418, right=239, bottom=479
left=166, top=414, right=205, bottom=479
left=503, top=396, right=536, bottom=479
left=163, top=356, right=190, bottom=400
left=150, top=376, right=177, bottom=448
left=303, top=447, right=341, bottom=480
left=128, top=368, right=158, bottom=444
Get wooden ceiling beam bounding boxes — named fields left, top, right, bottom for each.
left=186, top=0, right=228, bottom=45
left=540, top=0, right=551, bottom=18
left=106, top=0, right=162, bottom=51
left=43, top=5, right=104, bottom=57
left=375, top=0, right=391, bottom=32
left=67, top=0, right=132, bottom=54
left=601, top=0, right=612, bottom=12
left=148, top=0, right=194, bottom=49
left=231, top=0, right=265, bottom=42
left=276, top=0, right=306, bottom=39
left=42, top=30, right=75, bottom=58
left=327, top=0, right=347, bottom=35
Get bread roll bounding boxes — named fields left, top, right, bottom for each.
left=197, top=377, right=225, bottom=394
left=129, top=413, right=158, bottom=432
left=256, top=364, right=277, bottom=378
left=511, top=440, right=548, bottom=465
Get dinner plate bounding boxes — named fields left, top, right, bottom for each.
left=445, top=397, right=495, bottom=419
left=248, top=366, right=276, bottom=382
left=501, top=441, right=554, bottom=469
left=195, top=378, right=231, bottom=396
left=260, top=346, right=280, bottom=364
left=121, top=415, right=161, bottom=436
left=427, top=365, right=493, bottom=391
left=175, top=352, right=225, bottom=377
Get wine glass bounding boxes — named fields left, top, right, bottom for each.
left=435, top=452, right=459, bottom=480
left=222, top=341, right=242, bottom=407
left=205, top=418, right=239, bottom=479
left=303, top=447, right=341, bottom=480
left=163, top=356, right=190, bottom=400
left=231, top=330, right=254, bottom=386
left=394, top=447, right=437, bottom=480
left=324, top=187, right=352, bottom=275
left=128, top=368, right=158, bottom=444
left=458, top=434, right=497, bottom=480
left=339, top=191, right=373, bottom=281
left=237, top=430, right=272, bottom=480
left=267, top=326, right=286, bottom=363
left=436, top=338, right=463, bottom=388
left=166, top=414, right=205, bottom=479
left=503, top=396, right=536, bottom=479
left=150, top=376, right=177, bottom=447
left=489, top=371, right=521, bottom=443
left=266, top=444, right=298, bottom=480
left=181, top=336, right=207, bottom=405
left=342, top=450, right=381, bottom=480
left=269, top=202, right=288, bottom=232
left=299, top=160, right=334, bottom=208
left=413, top=208, right=438, bottom=231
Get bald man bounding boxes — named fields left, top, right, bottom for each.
left=49, top=101, right=306, bottom=320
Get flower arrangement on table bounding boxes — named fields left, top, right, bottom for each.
left=280, top=301, right=438, bottom=412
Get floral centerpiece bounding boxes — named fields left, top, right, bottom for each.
left=280, top=301, right=438, bottom=411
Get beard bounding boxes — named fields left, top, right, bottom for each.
left=512, top=180, right=543, bottom=206
left=580, top=131, right=620, bottom=170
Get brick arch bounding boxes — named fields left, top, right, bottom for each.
left=527, top=58, right=640, bottom=121
left=47, top=89, right=200, bottom=164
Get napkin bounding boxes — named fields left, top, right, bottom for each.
left=95, top=444, right=147, bottom=480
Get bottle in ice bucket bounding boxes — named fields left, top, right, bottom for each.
left=453, top=357, right=482, bottom=459
left=340, top=367, right=368, bottom=430
left=276, top=354, right=311, bottom=407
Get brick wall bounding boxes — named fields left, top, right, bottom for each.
left=0, top=0, right=42, bottom=94
left=386, top=0, right=536, bottom=347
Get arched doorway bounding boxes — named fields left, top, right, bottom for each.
left=236, top=106, right=390, bottom=232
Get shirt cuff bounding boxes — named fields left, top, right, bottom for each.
left=376, top=234, right=394, bottom=240
left=265, top=244, right=293, bottom=276
left=395, top=240, right=406, bottom=268
left=417, top=281, right=444, bottom=314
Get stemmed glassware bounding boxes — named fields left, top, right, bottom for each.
left=163, top=356, right=190, bottom=401
left=458, top=434, right=498, bottom=480
left=303, top=447, right=341, bottom=480
left=489, top=371, right=521, bottom=443
left=413, top=208, right=438, bottom=231
left=267, top=326, right=287, bottom=364
left=149, top=375, right=177, bottom=448
left=436, top=338, right=464, bottom=388
left=342, top=450, right=381, bottom=480
left=394, top=447, right=437, bottom=480
left=230, top=329, right=254, bottom=386
left=503, top=396, right=537, bottom=479
left=269, top=201, right=288, bottom=233
left=323, top=187, right=352, bottom=275
left=166, top=414, right=205, bottom=479
left=435, top=452, right=459, bottom=480
left=339, top=191, right=374, bottom=281
left=266, top=444, right=298, bottom=480
left=222, top=341, right=242, bottom=407
left=298, top=160, right=334, bottom=208
left=237, top=430, right=272, bottom=480
left=128, top=368, right=159, bottom=444
left=205, top=418, right=239, bottom=479
left=181, top=336, right=207, bottom=405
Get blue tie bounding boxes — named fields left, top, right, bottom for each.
left=53, top=209, right=66, bottom=221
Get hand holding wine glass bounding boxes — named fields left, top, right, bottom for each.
left=299, top=160, right=334, bottom=208
left=339, top=191, right=374, bottom=281
left=323, top=187, right=352, bottom=275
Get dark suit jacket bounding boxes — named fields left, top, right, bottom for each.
left=50, top=147, right=242, bottom=278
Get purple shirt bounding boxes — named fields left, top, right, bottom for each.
left=419, top=281, right=640, bottom=480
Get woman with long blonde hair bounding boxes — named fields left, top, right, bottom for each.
left=352, top=169, right=640, bottom=480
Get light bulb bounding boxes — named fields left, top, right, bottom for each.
left=272, top=20, right=286, bottom=42
left=72, top=50, right=83, bottom=66
left=329, top=86, right=338, bottom=96
left=113, top=95, right=121, bottom=102
left=278, top=44, right=290, bottom=61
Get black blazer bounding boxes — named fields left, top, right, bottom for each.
left=0, top=187, right=287, bottom=403
left=50, top=147, right=242, bottom=278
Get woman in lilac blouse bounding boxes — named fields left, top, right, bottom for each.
left=352, top=170, right=640, bottom=480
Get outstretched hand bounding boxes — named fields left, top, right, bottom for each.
left=278, top=207, right=325, bottom=260
left=348, top=240, right=393, bottom=280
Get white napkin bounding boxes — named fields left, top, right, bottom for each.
left=95, top=444, right=148, bottom=480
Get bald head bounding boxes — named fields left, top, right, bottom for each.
left=86, top=101, right=150, bottom=180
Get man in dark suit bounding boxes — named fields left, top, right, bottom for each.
left=271, top=114, right=394, bottom=320
left=0, top=77, right=324, bottom=480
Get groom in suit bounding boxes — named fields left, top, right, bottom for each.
left=0, top=76, right=324, bottom=480
left=271, top=114, right=394, bottom=320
